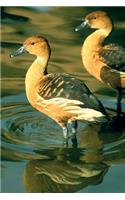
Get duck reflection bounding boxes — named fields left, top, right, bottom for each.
left=23, top=123, right=113, bottom=193
left=24, top=155, right=108, bottom=193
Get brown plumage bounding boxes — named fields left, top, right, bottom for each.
left=99, top=44, right=125, bottom=71
left=75, top=11, right=125, bottom=117
left=10, top=35, right=107, bottom=145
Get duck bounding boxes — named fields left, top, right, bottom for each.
left=75, top=11, right=125, bottom=118
left=10, top=35, right=108, bottom=145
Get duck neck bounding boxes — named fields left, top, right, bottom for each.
left=81, top=27, right=112, bottom=81
left=83, top=27, right=112, bottom=50
left=25, top=53, right=49, bottom=99
left=30, top=55, right=49, bottom=76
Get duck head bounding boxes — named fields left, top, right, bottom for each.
left=10, top=36, right=51, bottom=58
left=75, top=11, right=112, bottom=32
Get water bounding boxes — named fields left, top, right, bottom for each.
left=1, top=6, right=125, bottom=193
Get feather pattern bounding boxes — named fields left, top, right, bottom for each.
left=37, top=96, right=105, bottom=122
left=36, top=73, right=107, bottom=117
left=99, top=44, right=125, bottom=71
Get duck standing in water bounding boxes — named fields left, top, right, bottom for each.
left=10, top=36, right=108, bottom=145
left=75, top=11, right=125, bottom=118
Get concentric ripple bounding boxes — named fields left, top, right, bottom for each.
left=1, top=93, right=63, bottom=154
left=1, top=90, right=125, bottom=165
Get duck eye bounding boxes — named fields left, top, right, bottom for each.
left=31, top=42, right=35, bottom=45
left=92, top=16, right=96, bottom=20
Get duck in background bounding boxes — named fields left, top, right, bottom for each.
left=75, top=11, right=125, bottom=118
left=10, top=35, right=108, bottom=146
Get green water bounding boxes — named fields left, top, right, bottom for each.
left=1, top=6, right=125, bottom=193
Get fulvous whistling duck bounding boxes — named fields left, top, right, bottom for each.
left=10, top=36, right=108, bottom=145
left=75, top=11, right=125, bottom=117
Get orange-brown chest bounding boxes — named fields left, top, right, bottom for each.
left=81, top=45, right=104, bottom=81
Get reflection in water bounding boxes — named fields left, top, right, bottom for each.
left=1, top=6, right=125, bottom=192
left=1, top=93, right=125, bottom=192
left=23, top=123, right=124, bottom=192
left=24, top=149, right=108, bottom=193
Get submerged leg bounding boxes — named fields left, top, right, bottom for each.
left=62, top=126, right=69, bottom=147
left=69, top=121, right=78, bottom=148
left=116, top=89, right=122, bottom=117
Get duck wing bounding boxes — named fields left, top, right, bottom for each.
left=36, top=73, right=106, bottom=115
left=99, top=44, right=125, bottom=72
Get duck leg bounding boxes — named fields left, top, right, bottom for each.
left=116, top=89, right=122, bottom=117
left=69, top=121, right=78, bottom=148
left=62, top=126, right=69, bottom=147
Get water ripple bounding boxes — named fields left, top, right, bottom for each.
left=1, top=94, right=64, bottom=154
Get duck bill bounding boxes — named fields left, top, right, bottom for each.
left=75, top=20, right=89, bottom=32
left=10, top=46, right=27, bottom=58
